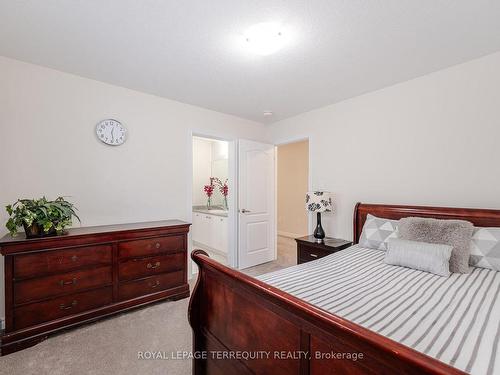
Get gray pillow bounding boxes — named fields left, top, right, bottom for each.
left=470, top=227, right=500, bottom=271
left=398, top=217, right=474, bottom=274
left=359, top=214, right=398, bottom=251
left=385, top=239, right=452, bottom=277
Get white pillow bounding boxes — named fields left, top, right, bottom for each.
left=359, top=214, right=398, bottom=251
left=470, top=227, right=500, bottom=271
left=385, top=238, right=452, bottom=277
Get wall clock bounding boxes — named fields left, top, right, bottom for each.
left=96, top=119, right=127, bottom=146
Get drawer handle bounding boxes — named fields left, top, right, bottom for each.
left=71, top=255, right=78, bottom=262
left=59, top=278, right=77, bottom=286
left=60, top=300, right=78, bottom=310
left=147, top=261, right=161, bottom=269
left=149, top=280, right=160, bottom=289
left=310, top=253, right=318, bottom=258
left=155, top=242, right=161, bottom=249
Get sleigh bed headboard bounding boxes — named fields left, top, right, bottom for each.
left=353, top=202, right=500, bottom=244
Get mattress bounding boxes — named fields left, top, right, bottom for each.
left=258, top=245, right=500, bottom=375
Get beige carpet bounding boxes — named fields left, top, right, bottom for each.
left=0, top=297, right=192, bottom=375
left=242, top=235, right=297, bottom=276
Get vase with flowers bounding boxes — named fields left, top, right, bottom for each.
left=213, top=178, right=229, bottom=210
left=203, top=179, right=215, bottom=209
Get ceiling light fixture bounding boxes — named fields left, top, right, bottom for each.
left=263, top=111, right=274, bottom=117
left=243, top=22, right=289, bottom=56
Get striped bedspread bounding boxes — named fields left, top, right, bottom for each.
left=258, top=245, right=500, bottom=375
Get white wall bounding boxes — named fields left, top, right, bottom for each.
left=0, top=56, right=266, bottom=319
left=192, top=137, right=213, bottom=206
left=268, top=51, right=500, bottom=242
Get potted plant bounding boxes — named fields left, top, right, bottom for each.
left=5, top=197, right=80, bottom=238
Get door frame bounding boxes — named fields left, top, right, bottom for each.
left=274, top=136, right=313, bottom=238
left=188, top=131, right=238, bottom=278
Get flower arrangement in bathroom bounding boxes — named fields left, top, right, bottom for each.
left=213, top=177, right=229, bottom=210
left=203, top=180, right=215, bottom=209
left=203, top=178, right=229, bottom=210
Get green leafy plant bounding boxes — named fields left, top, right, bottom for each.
left=5, top=197, right=80, bottom=237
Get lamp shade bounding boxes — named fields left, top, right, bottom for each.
left=305, top=191, right=332, bottom=213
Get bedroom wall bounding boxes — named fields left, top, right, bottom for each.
left=267, top=51, right=500, bottom=243
left=0, top=56, right=266, bottom=321
left=277, top=140, right=309, bottom=238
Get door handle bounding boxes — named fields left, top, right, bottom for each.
left=240, top=209, right=251, bottom=213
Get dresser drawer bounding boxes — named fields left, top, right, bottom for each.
left=14, top=244, right=112, bottom=279
left=14, top=266, right=112, bottom=305
left=119, top=252, right=184, bottom=281
left=14, top=287, right=113, bottom=330
left=118, top=270, right=184, bottom=301
left=118, top=235, right=184, bottom=259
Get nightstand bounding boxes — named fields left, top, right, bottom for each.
left=296, top=236, right=352, bottom=264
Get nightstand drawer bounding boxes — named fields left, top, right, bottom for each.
left=296, top=236, right=352, bottom=265
left=299, top=247, right=331, bottom=262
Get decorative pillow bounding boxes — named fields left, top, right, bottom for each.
left=470, top=227, right=500, bottom=271
left=398, top=217, right=474, bottom=274
left=359, top=214, right=398, bottom=251
left=385, top=239, right=452, bottom=277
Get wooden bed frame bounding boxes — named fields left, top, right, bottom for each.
left=188, top=203, right=500, bottom=374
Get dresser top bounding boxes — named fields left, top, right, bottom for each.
left=0, top=219, right=190, bottom=245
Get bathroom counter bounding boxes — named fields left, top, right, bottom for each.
left=192, top=206, right=228, bottom=217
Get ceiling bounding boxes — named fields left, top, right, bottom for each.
left=1, top=1, right=500, bottom=124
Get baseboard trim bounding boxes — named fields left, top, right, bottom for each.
left=278, top=231, right=305, bottom=239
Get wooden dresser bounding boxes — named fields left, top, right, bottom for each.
left=0, top=220, right=190, bottom=355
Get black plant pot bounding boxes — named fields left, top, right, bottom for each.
left=23, top=223, right=58, bottom=239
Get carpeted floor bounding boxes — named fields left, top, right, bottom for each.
left=0, top=297, right=192, bottom=375
left=242, top=235, right=296, bottom=276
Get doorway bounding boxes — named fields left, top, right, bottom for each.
left=242, top=139, right=309, bottom=276
left=276, top=140, right=309, bottom=265
left=191, top=136, right=231, bottom=266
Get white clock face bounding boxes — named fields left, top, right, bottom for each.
left=96, top=119, right=126, bottom=146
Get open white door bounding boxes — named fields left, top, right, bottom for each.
left=238, top=139, right=276, bottom=269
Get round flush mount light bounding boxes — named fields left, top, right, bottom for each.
left=243, top=22, right=289, bottom=56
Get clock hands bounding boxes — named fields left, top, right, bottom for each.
left=97, top=120, right=125, bottom=145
